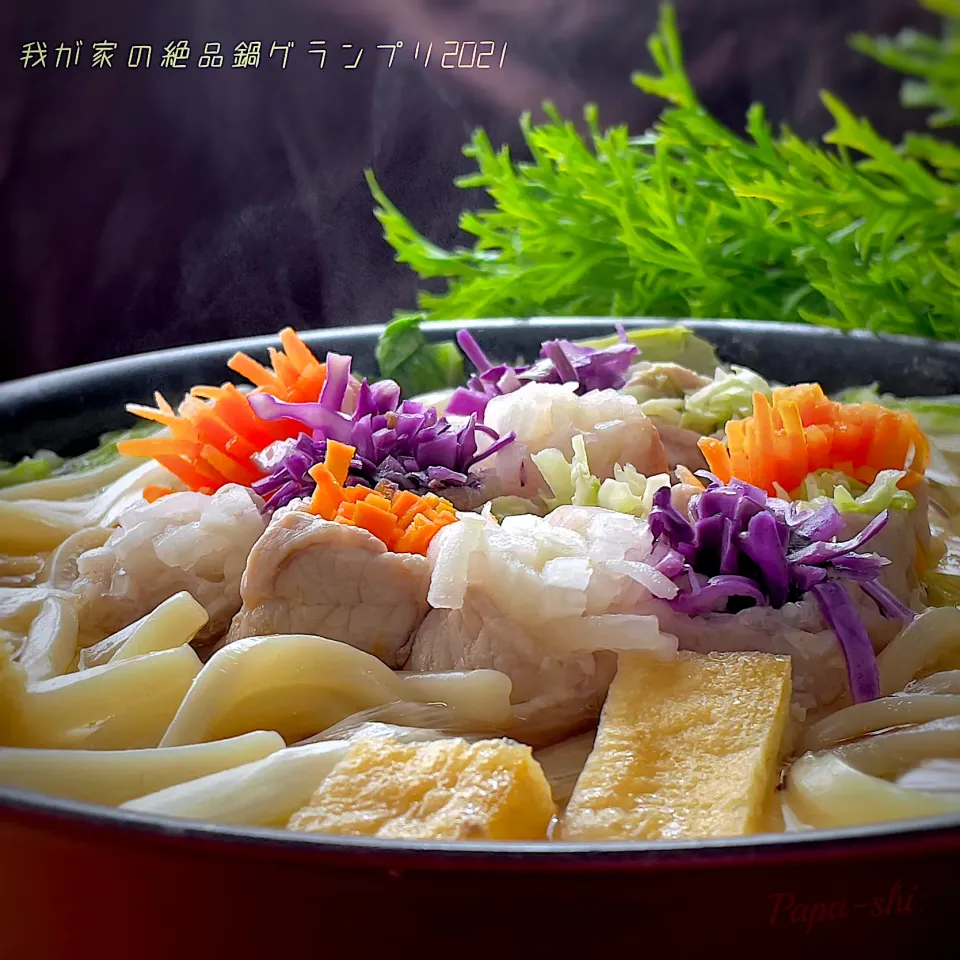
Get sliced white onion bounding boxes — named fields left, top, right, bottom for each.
left=603, top=560, right=678, bottom=599
left=541, top=557, right=593, bottom=592
left=426, top=513, right=490, bottom=610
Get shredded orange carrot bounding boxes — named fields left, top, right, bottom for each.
left=238, top=328, right=327, bottom=403
left=226, top=352, right=283, bottom=391
left=698, top=437, right=731, bottom=482
left=119, top=327, right=332, bottom=493
left=389, top=490, right=420, bottom=517
left=698, top=384, right=931, bottom=495
left=307, top=463, right=344, bottom=521
left=304, top=444, right=458, bottom=554
left=124, top=404, right=186, bottom=435
left=267, top=348, right=296, bottom=388
left=151, top=454, right=218, bottom=494
left=362, top=493, right=393, bottom=513
left=392, top=511, right=457, bottom=554
left=323, top=439, right=355, bottom=487
left=190, top=385, right=277, bottom=449
left=200, top=444, right=262, bottom=487
left=674, top=465, right=705, bottom=491
left=280, top=327, right=317, bottom=371
left=354, top=500, right=399, bottom=542
left=142, top=485, right=173, bottom=504
left=119, top=437, right=203, bottom=460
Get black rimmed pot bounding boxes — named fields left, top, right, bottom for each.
left=2, top=319, right=959, bottom=958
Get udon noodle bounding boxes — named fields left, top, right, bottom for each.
left=3, top=325, right=960, bottom=841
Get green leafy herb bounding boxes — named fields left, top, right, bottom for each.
left=375, top=314, right=464, bottom=396
left=368, top=2, right=960, bottom=339
left=853, top=0, right=960, bottom=128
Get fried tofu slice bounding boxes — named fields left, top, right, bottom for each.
left=287, top=736, right=555, bottom=841
left=562, top=651, right=792, bottom=841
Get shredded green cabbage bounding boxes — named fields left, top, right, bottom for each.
left=570, top=436, right=602, bottom=506
left=921, top=500, right=960, bottom=607
left=532, top=447, right=575, bottom=508
left=792, top=468, right=916, bottom=514
left=532, top=437, right=670, bottom=516
left=564, top=327, right=720, bottom=376
left=0, top=423, right=161, bottom=490
left=0, top=452, right=61, bottom=488
left=679, top=366, right=772, bottom=435
left=637, top=397, right=684, bottom=425
left=625, top=361, right=771, bottom=435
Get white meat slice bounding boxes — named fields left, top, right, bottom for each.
left=73, top=484, right=266, bottom=645
left=482, top=382, right=669, bottom=497
left=408, top=507, right=675, bottom=746
left=408, top=591, right=618, bottom=748
left=654, top=421, right=709, bottom=473
left=624, top=361, right=712, bottom=398
left=224, top=509, right=431, bottom=667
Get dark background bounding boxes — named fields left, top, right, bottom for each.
left=0, top=0, right=938, bottom=382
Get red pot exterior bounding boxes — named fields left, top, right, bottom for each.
left=2, top=800, right=959, bottom=959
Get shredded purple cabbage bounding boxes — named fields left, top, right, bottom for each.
left=647, top=478, right=914, bottom=703
left=859, top=578, right=916, bottom=622
left=811, top=581, right=881, bottom=702
left=669, top=575, right=768, bottom=615
left=445, top=325, right=639, bottom=417
left=248, top=353, right=514, bottom=512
